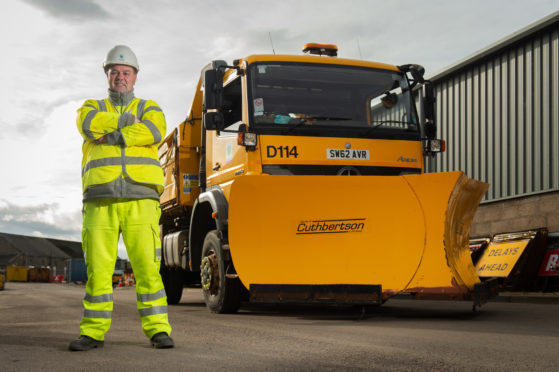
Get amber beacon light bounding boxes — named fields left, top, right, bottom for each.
left=302, top=43, right=338, bottom=57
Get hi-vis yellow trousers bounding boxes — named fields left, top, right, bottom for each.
left=80, top=198, right=171, bottom=341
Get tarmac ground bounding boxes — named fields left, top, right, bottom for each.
left=1, top=282, right=558, bottom=371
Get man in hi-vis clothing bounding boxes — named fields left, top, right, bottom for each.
left=69, top=45, right=173, bottom=351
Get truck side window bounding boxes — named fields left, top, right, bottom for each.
left=219, top=77, right=243, bottom=137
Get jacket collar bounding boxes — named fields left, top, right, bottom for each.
left=108, top=89, right=135, bottom=107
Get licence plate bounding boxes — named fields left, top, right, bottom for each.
left=326, top=149, right=370, bottom=160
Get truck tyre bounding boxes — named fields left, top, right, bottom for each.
left=160, top=262, right=184, bottom=305
left=200, top=230, right=243, bottom=313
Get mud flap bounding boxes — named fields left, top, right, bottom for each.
left=228, top=171, right=488, bottom=301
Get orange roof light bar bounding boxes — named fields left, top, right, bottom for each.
left=302, top=43, right=338, bottom=57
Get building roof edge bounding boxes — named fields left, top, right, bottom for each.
left=428, top=11, right=559, bottom=81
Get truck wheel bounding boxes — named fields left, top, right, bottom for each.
left=160, top=263, right=183, bottom=305
left=200, top=230, right=243, bottom=313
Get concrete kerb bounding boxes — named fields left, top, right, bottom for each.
left=490, top=291, right=559, bottom=304
left=392, top=291, right=559, bottom=304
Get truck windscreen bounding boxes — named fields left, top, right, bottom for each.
left=249, top=63, right=420, bottom=139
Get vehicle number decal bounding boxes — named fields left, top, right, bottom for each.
left=266, top=145, right=299, bottom=158
left=327, top=149, right=369, bottom=160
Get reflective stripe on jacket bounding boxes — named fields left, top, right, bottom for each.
left=77, top=96, right=166, bottom=197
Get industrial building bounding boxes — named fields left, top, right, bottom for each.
left=425, top=11, right=558, bottom=239
left=422, top=11, right=559, bottom=290
left=0, top=233, right=85, bottom=281
left=0, top=233, right=75, bottom=273
left=0, top=232, right=133, bottom=283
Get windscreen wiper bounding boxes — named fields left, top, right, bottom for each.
left=369, top=120, right=411, bottom=129
left=286, top=116, right=352, bottom=133
left=359, top=120, right=415, bottom=137
left=302, top=116, right=352, bottom=121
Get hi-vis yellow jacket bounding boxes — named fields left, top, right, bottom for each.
left=77, top=94, right=166, bottom=200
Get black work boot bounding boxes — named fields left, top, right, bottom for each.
left=69, top=335, right=104, bottom=351
left=150, top=332, right=174, bottom=349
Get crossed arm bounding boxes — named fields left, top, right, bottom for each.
left=94, top=115, right=141, bottom=144
left=77, top=99, right=165, bottom=147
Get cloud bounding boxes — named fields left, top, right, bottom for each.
left=22, top=0, right=110, bottom=21
left=0, top=200, right=82, bottom=241
left=0, top=199, right=131, bottom=259
left=6, top=95, right=85, bottom=138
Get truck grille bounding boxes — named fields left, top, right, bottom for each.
left=262, top=164, right=421, bottom=176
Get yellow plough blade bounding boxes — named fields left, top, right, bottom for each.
left=228, top=172, right=488, bottom=299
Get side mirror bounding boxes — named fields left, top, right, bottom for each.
left=204, top=112, right=224, bottom=131
left=381, top=91, right=398, bottom=109
left=398, top=64, right=425, bottom=88
left=423, top=81, right=436, bottom=139
left=203, top=68, right=223, bottom=111
left=409, top=65, right=425, bottom=84
left=202, top=60, right=227, bottom=131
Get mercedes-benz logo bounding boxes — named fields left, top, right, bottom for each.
left=345, top=142, right=351, bottom=149
left=337, top=166, right=361, bottom=176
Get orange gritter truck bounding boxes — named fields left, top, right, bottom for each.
left=158, top=43, right=494, bottom=313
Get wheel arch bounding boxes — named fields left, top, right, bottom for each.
left=189, top=188, right=228, bottom=272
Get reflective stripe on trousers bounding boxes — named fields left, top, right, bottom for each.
left=79, top=198, right=171, bottom=341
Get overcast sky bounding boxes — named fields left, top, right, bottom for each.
left=1, top=0, right=557, bottom=258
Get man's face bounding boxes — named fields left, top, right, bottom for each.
left=106, top=64, right=137, bottom=93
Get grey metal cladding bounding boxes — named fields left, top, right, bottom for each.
left=426, top=14, right=559, bottom=202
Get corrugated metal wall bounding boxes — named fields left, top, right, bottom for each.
left=426, top=19, right=559, bottom=201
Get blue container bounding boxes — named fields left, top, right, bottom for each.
left=67, top=259, right=88, bottom=282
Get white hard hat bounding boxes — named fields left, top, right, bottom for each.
left=103, top=45, right=139, bottom=72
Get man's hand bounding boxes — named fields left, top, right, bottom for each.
left=94, top=135, right=108, bottom=144
left=93, top=116, right=140, bottom=145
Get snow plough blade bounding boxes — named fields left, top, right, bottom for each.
left=228, top=171, right=488, bottom=302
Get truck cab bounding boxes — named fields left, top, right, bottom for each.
left=204, top=51, right=438, bottom=195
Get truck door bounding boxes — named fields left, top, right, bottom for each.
left=206, top=75, right=247, bottom=190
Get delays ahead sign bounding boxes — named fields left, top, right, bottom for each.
left=475, top=239, right=530, bottom=277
